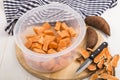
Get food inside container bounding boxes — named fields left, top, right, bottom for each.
left=14, top=3, right=86, bottom=73
left=25, top=22, right=77, bottom=54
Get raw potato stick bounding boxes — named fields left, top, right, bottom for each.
left=86, top=27, right=98, bottom=49
left=85, top=16, right=110, bottom=36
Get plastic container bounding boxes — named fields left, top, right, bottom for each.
left=14, top=3, right=86, bottom=73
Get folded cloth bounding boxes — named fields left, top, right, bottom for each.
left=3, top=0, right=117, bottom=35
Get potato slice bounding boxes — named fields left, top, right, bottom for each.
left=61, top=22, right=69, bottom=30
left=80, top=48, right=90, bottom=59
left=87, top=63, right=97, bottom=71
left=44, top=29, right=54, bottom=35
left=54, top=21, right=61, bottom=31
left=57, top=30, right=70, bottom=38
left=49, top=41, right=58, bottom=49
left=42, top=22, right=51, bottom=30
left=33, top=27, right=45, bottom=35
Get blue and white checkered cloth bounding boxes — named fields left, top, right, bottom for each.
left=3, top=0, right=117, bottom=35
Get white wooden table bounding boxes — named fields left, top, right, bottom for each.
left=0, top=0, right=120, bottom=80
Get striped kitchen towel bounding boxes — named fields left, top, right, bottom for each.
left=3, top=0, right=117, bottom=35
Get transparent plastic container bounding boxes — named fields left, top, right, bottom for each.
left=14, top=3, right=86, bottom=73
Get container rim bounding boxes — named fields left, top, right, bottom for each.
left=14, top=2, right=86, bottom=59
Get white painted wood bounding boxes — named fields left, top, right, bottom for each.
left=0, top=37, right=42, bottom=80
left=0, top=0, right=8, bottom=67
left=0, top=0, right=7, bottom=31
left=0, top=0, right=120, bottom=80
left=101, top=2, right=120, bottom=78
